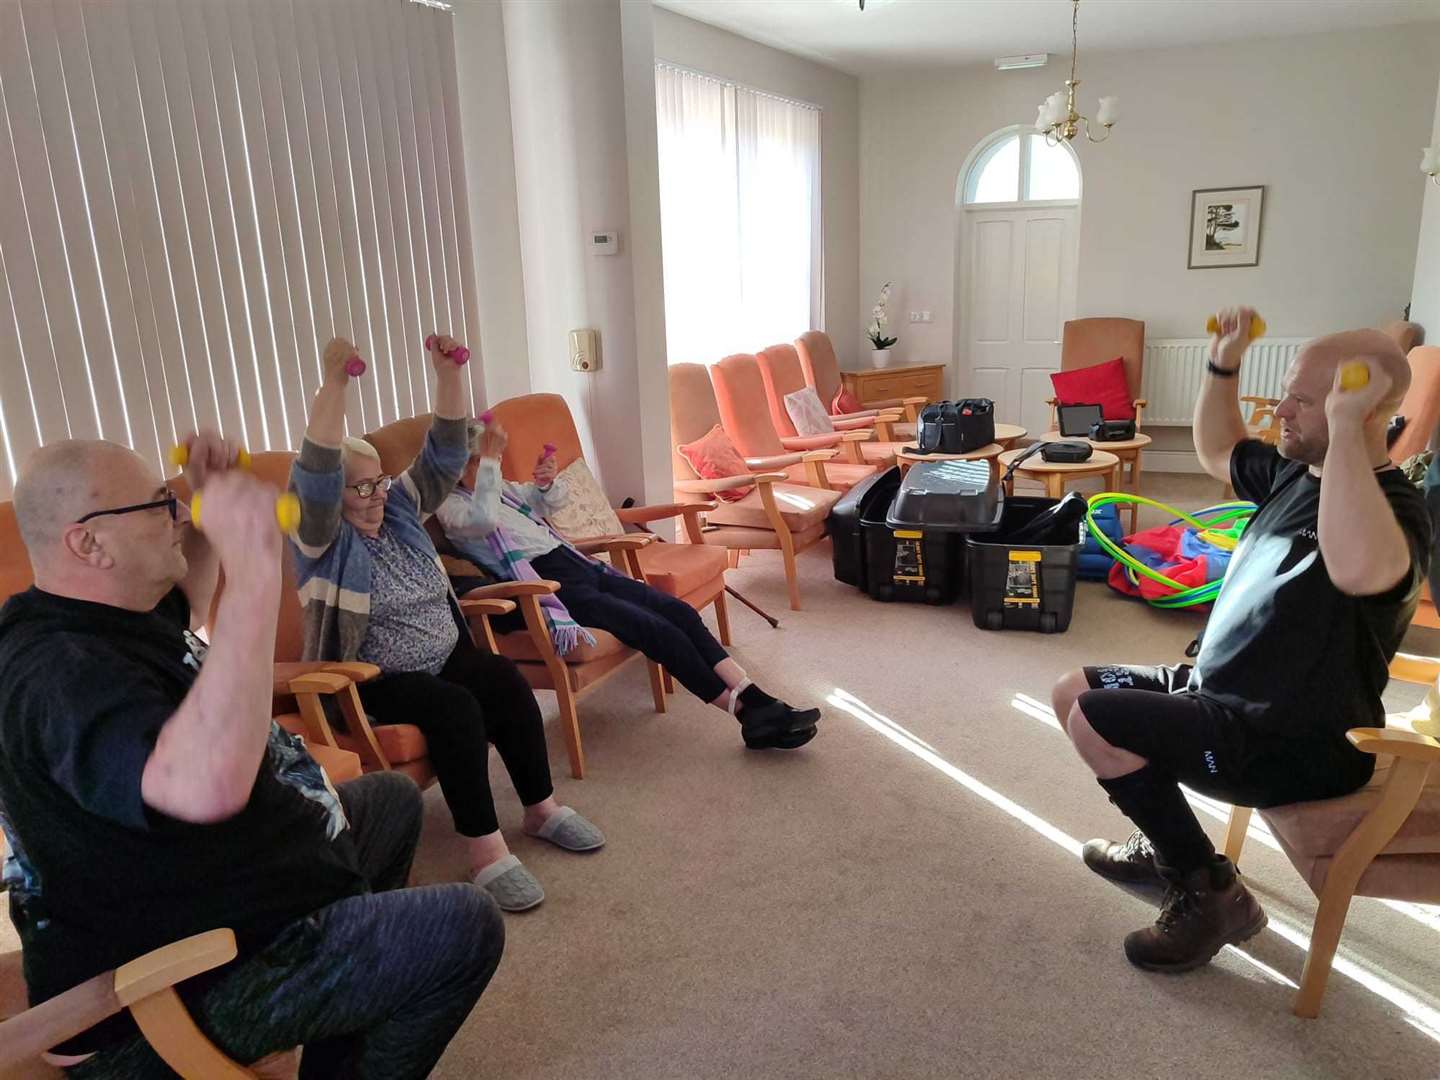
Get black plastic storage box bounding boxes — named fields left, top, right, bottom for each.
left=858, top=459, right=1002, bottom=604
left=966, top=496, right=1081, bottom=633
left=829, top=466, right=900, bottom=592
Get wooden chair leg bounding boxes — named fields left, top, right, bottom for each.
left=1293, top=757, right=1430, bottom=1018
left=662, top=670, right=675, bottom=695
left=648, top=662, right=668, bottom=713
left=553, top=679, right=586, bottom=780
left=727, top=549, right=741, bottom=569
left=1223, top=805, right=1253, bottom=866
left=714, top=590, right=732, bottom=646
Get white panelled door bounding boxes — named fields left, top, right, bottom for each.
left=963, top=205, right=1078, bottom=437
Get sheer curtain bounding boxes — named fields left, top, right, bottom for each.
left=655, top=63, right=821, bottom=365
left=0, top=0, right=479, bottom=498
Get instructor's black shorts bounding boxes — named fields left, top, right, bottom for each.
left=1078, top=664, right=1372, bottom=809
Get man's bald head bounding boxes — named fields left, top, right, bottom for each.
left=14, top=441, right=151, bottom=566
left=1298, top=328, right=1410, bottom=413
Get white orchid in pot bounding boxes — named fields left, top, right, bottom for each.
left=866, top=281, right=898, bottom=368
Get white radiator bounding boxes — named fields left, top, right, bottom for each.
left=1140, top=337, right=1307, bottom=425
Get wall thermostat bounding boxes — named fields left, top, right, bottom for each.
left=589, top=229, right=618, bottom=255
left=569, top=328, right=601, bottom=372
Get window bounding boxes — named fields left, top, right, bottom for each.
left=0, top=0, right=478, bottom=498
left=655, top=63, right=822, bottom=364
left=963, top=131, right=1080, bottom=205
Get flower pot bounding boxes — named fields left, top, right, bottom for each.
left=870, top=349, right=892, bottom=369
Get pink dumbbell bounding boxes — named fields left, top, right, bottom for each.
left=479, top=410, right=494, bottom=425
left=541, top=442, right=557, bottom=459
left=344, top=354, right=366, bottom=377
left=425, top=334, right=470, bottom=365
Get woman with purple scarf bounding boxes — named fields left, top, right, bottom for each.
left=436, top=419, right=822, bottom=753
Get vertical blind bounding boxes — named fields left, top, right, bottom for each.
left=0, top=0, right=480, bottom=498
left=654, top=62, right=822, bottom=365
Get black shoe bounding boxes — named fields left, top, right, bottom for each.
left=1123, top=858, right=1267, bottom=972
left=1082, top=830, right=1163, bottom=886
left=738, top=700, right=821, bottom=749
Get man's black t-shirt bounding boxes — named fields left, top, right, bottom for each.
left=0, top=586, right=367, bottom=1051
left=1191, top=440, right=1431, bottom=740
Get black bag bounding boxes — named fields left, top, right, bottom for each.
left=1089, top=418, right=1136, bottom=442
left=915, top=399, right=995, bottom=454
left=1040, top=441, right=1094, bottom=463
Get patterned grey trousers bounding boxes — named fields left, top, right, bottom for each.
left=69, top=772, right=504, bottom=1079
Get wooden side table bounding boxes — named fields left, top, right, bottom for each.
left=998, top=448, right=1120, bottom=502
left=992, top=423, right=1027, bottom=449
left=840, top=363, right=945, bottom=408
left=1037, top=431, right=1151, bottom=530
left=896, top=443, right=1004, bottom=483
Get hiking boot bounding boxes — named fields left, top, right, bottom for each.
left=739, top=700, right=821, bottom=749
left=1082, top=830, right=1163, bottom=886
left=1123, top=857, right=1266, bottom=972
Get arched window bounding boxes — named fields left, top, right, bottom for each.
left=962, top=130, right=1080, bottom=205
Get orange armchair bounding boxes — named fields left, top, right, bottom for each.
left=756, top=343, right=905, bottom=469
left=795, top=330, right=925, bottom=434
left=1047, top=318, right=1148, bottom=431
left=364, top=414, right=672, bottom=780
left=669, top=363, right=840, bottom=610
left=710, top=353, right=880, bottom=494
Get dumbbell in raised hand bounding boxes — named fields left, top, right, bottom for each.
left=343, top=354, right=366, bottom=377
left=1339, top=362, right=1370, bottom=391
left=169, top=444, right=301, bottom=533
left=1206, top=313, right=1267, bottom=340
left=425, top=334, right=470, bottom=365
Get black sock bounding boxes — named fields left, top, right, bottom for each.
left=1098, top=765, right=1215, bottom=877
left=738, top=683, right=777, bottom=709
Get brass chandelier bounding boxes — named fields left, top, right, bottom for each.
left=1036, top=0, right=1118, bottom=146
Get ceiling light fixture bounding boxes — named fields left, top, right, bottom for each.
left=996, top=53, right=1049, bottom=71
left=1035, top=0, right=1117, bottom=145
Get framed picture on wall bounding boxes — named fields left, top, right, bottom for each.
left=1187, top=185, right=1264, bottom=269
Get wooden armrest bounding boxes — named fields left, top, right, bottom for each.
left=1132, top=398, right=1148, bottom=407
left=319, top=662, right=381, bottom=683
left=1389, top=653, right=1440, bottom=685
left=676, top=474, right=772, bottom=494
left=745, top=452, right=805, bottom=469
left=839, top=429, right=873, bottom=442
left=573, top=534, right=656, bottom=555
left=802, top=449, right=838, bottom=461
left=0, top=931, right=241, bottom=1070
left=1241, top=395, right=1280, bottom=406
left=457, top=579, right=561, bottom=598
left=614, top=502, right=715, bottom=524
left=1348, top=726, right=1440, bottom=764
left=1045, top=396, right=1058, bottom=406
left=900, top=396, right=927, bottom=405
left=458, top=597, right=518, bottom=616
left=286, top=672, right=352, bottom=695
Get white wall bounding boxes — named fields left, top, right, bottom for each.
left=1412, top=72, right=1440, bottom=337
left=652, top=7, right=862, bottom=369
left=862, top=24, right=1440, bottom=381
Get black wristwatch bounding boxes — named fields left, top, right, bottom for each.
left=1206, top=361, right=1239, bottom=379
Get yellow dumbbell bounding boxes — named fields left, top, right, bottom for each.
left=1206, top=314, right=1267, bottom=340
left=189, top=489, right=301, bottom=534
left=1339, top=362, right=1370, bottom=392
left=170, top=444, right=252, bottom=470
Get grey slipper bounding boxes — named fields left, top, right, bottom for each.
left=473, top=854, right=544, bottom=912
left=525, top=806, right=606, bottom=852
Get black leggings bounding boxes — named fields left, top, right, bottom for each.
left=357, top=637, right=553, bottom=837
left=532, top=546, right=729, bottom=702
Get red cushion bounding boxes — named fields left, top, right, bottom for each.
left=677, top=424, right=753, bottom=502
left=831, top=386, right=862, bottom=415
left=1050, top=357, right=1135, bottom=420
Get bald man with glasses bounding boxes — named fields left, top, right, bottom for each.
left=0, top=433, right=503, bottom=1078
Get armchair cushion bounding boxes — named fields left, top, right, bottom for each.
left=1050, top=357, right=1136, bottom=420
left=784, top=387, right=835, bottom=436
left=677, top=425, right=754, bottom=502
left=545, top=459, right=623, bottom=540
left=831, top=385, right=863, bottom=415
left=496, top=626, right=629, bottom=664
left=336, top=723, right=429, bottom=766
left=634, top=541, right=727, bottom=598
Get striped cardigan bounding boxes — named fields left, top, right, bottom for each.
left=288, top=415, right=470, bottom=663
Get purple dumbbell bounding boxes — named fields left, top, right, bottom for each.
left=541, top=442, right=557, bottom=459
left=425, top=334, right=470, bottom=365
left=344, top=355, right=366, bottom=377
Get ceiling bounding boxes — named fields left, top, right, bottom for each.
left=652, top=0, right=1440, bottom=76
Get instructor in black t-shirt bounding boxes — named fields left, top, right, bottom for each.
left=1050, top=309, right=1430, bottom=974
left=0, top=431, right=503, bottom=1077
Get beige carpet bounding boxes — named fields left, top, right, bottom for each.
left=8, top=473, right=1440, bottom=1078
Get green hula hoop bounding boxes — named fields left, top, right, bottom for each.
left=1083, top=493, right=1256, bottom=607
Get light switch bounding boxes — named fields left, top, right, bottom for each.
left=569, top=328, right=601, bottom=372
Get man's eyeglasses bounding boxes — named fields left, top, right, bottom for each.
left=76, top=489, right=179, bottom=525
left=346, top=475, right=394, bottom=499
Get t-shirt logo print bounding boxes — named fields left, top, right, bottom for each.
left=180, top=628, right=208, bottom=673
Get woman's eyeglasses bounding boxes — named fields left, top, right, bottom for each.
left=77, top=489, right=179, bottom=525
left=346, top=475, right=394, bottom=499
